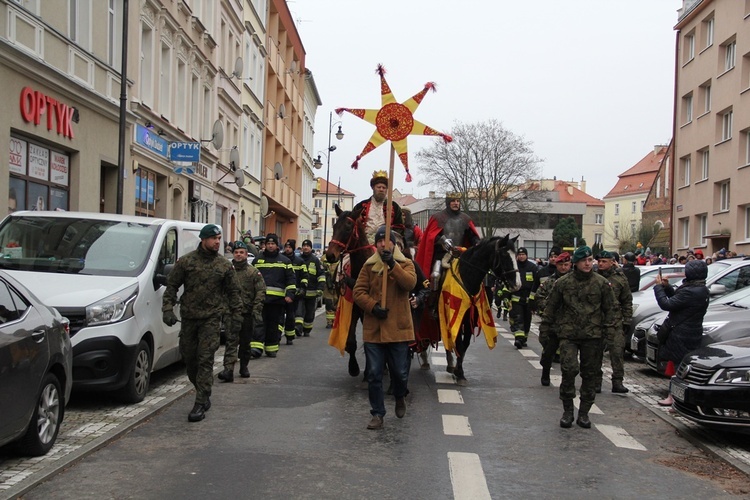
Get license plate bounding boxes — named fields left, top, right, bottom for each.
left=671, top=381, right=686, bottom=402
left=646, top=345, right=656, bottom=362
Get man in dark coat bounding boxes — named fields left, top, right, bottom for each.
left=538, top=246, right=561, bottom=281
left=508, top=247, right=539, bottom=349
left=621, top=252, right=640, bottom=292
left=653, top=259, right=710, bottom=406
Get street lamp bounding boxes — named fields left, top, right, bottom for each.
left=315, top=112, right=344, bottom=250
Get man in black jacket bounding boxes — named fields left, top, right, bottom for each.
left=538, top=246, right=561, bottom=281
left=621, top=252, right=640, bottom=292
left=509, top=247, right=539, bottom=349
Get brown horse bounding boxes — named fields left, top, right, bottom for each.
left=325, top=204, right=373, bottom=377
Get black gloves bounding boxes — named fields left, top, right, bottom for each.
left=372, top=304, right=389, bottom=319
left=344, top=276, right=357, bottom=289
left=163, top=310, right=178, bottom=326
left=296, top=288, right=306, bottom=298
left=381, top=250, right=395, bottom=269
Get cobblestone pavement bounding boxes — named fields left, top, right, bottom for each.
left=1, top=312, right=749, bottom=498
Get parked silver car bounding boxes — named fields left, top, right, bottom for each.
left=0, top=270, right=72, bottom=456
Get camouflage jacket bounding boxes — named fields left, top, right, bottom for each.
left=539, top=268, right=617, bottom=341
left=232, top=259, right=266, bottom=318
left=162, top=244, right=242, bottom=321
left=598, top=267, right=633, bottom=327
left=535, top=270, right=568, bottom=319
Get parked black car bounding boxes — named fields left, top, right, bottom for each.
left=0, top=270, right=72, bottom=456
left=670, top=336, right=750, bottom=433
left=645, top=285, right=750, bottom=375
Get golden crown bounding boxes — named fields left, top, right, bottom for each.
left=372, top=170, right=388, bottom=179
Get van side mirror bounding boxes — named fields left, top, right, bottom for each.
left=154, top=263, right=175, bottom=289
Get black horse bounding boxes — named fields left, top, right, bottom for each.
left=437, top=235, right=521, bottom=385
left=325, top=204, right=373, bottom=377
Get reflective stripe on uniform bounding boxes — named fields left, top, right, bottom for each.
left=266, top=286, right=287, bottom=297
left=250, top=341, right=265, bottom=350
left=265, top=343, right=280, bottom=353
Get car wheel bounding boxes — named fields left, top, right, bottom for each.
left=16, top=373, right=62, bottom=456
left=120, top=340, right=151, bottom=404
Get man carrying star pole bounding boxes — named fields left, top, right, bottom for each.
left=352, top=170, right=405, bottom=245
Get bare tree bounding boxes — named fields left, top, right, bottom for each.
left=416, top=119, right=541, bottom=237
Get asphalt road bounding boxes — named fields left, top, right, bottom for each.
left=15, top=313, right=749, bottom=499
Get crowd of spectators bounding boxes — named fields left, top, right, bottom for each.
left=533, top=245, right=745, bottom=269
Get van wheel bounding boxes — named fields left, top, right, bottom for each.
left=16, top=373, right=62, bottom=456
left=120, top=340, right=151, bottom=404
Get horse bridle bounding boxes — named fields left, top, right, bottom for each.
left=329, top=216, right=373, bottom=255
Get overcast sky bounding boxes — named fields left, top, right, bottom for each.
left=291, top=0, right=681, bottom=202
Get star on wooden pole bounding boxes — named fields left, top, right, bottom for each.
left=335, top=64, right=452, bottom=182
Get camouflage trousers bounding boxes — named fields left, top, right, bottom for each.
left=179, top=317, right=221, bottom=405
left=595, top=326, right=626, bottom=387
left=559, top=337, right=604, bottom=405
left=222, top=313, right=254, bottom=369
left=539, top=329, right=560, bottom=370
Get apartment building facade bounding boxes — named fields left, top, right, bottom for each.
left=672, top=0, right=750, bottom=255
left=312, top=177, right=355, bottom=250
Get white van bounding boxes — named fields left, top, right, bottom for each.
left=0, top=211, right=205, bottom=403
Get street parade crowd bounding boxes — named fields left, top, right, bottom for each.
left=161, top=170, right=725, bottom=429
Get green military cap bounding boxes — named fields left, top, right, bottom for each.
left=598, top=250, right=614, bottom=260
left=233, top=240, right=248, bottom=250
left=199, top=224, right=222, bottom=239
left=572, top=245, right=592, bottom=263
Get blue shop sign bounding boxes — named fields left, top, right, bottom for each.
left=135, top=124, right=169, bottom=158
left=169, top=142, right=201, bottom=162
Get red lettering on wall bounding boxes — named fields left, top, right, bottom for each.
left=18, top=86, right=75, bottom=140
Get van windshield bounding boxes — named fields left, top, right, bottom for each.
left=0, top=216, right=158, bottom=276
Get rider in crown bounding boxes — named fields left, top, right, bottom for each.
left=352, top=170, right=405, bottom=245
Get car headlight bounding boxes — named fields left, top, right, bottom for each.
left=712, top=367, right=750, bottom=385
left=702, top=321, right=729, bottom=334
left=86, top=283, right=138, bottom=326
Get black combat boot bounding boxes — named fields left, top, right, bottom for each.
left=560, top=400, right=574, bottom=428
left=218, top=368, right=234, bottom=383
left=577, top=401, right=592, bottom=428
left=612, top=381, right=630, bottom=393
left=541, top=366, right=551, bottom=386
left=239, top=363, right=250, bottom=378
left=188, top=403, right=205, bottom=422
left=286, top=336, right=294, bottom=345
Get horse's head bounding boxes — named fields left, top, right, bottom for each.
left=492, top=234, right=522, bottom=292
left=325, top=204, right=363, bottom=263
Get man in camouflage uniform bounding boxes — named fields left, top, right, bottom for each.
left=540, top=246, right=617, bottom=429
left=218, top=241, right=266, bottom=382
left=534, top=251, right=571, bottom=386
left=162, top=224, right=242, bottom=422
left=595, top=250, right=633, bottom=394
left=282, top=239, right=308, bottom=344
left=298, top=239, right=326, bottom=337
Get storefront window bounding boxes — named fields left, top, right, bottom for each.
left=134, top=168, right=157, bottom=217
left=8, top=136, right=70, bottom=212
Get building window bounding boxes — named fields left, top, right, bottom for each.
left=746, top=206, right=750, bottom=240
left=701, top=149, right=710, bottom=180
left=683, top=93, right=693, bottom=124
left=595, top=213, right=602, bottom=224
left=594, top=233, right=602, bottom=245
left=631, top=222, right=636, bottom=235
left=641, top=200, right=646, bottom=211
left=681, top=155, right=691, bottom=186
left=684, top=32, right=695, bottom=63
left=723, top=40, right=736, bottom=72
left=614, top=203, right=619, bottom=216
left=176, top=58, right=187, bottom=130
left=134, top=168, right=157, bottom=217
left=703, top=16, right=714, bottom=49
left=8, top=136, right=70, bottom=212
left=719, top=181, right=730, bottom=212
left=107, top=0, right=122, bottom=68
left=69, top=0, right=92, bottom=51
left=140, top=22, right=154, bottom=106
left=745, top=130, right=750, bottom=166
left=701, top=82, right=711, bottom=113
left=680, top=218, right=689, bottom=248
left=160, top=41, right=172, bottom=119
left=614, top=223, right=620, bottom=240
left=699, top=214, right=708, bottom=246
left=631, top=201, right=636, bottom=214
left=721, top=110, right=733, bottom=141
left=656, top=176, right=661, bottom=198
left=314, top=199, right=322, bottom=209
left=191, top=73, right=200, bottom=138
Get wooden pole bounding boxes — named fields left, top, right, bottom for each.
left=381, top=144, right=396, bottom=307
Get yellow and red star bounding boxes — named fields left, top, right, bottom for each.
left=336, top=64, right=452, bottom=182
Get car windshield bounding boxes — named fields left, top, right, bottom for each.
left=710, top=285, right=750, bottom=306
left=707, top=260, right=732, bottom=279
left=0, top=216, right=157, bottom=276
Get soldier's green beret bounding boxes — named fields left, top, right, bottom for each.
left=199, top=224, right=222, bottom=239
left=233, top=240, right=248, bottom=251
left=598, top=250, right=614, bottom=260
left=572, top=245, right=592, bottom=263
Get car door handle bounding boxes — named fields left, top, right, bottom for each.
left=32, top=330, right=46, bottom=343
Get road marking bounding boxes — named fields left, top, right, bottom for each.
left=549, top=374, right=562, bottom=387
left=431, top=355, right=448, bottom=366
left=500, top=333, right=514, bottom=340
left=435, top=371, right=456, bottom=384
left=574, top=397, right=603, bottom=414
left=315, top=308, right=325, bottom=317
left=595, top=424, right=647, bottom=450
left=495, top=326, right=509, bottom=333
left=438, top=389, right=464, bottom=404
left=447, top=452, right=491, bottom=500
left=528, top=360, right=542, bottom=369
left=442, top=415, right=473, bottom=436
left=519, top=349, right=537, bottom=358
